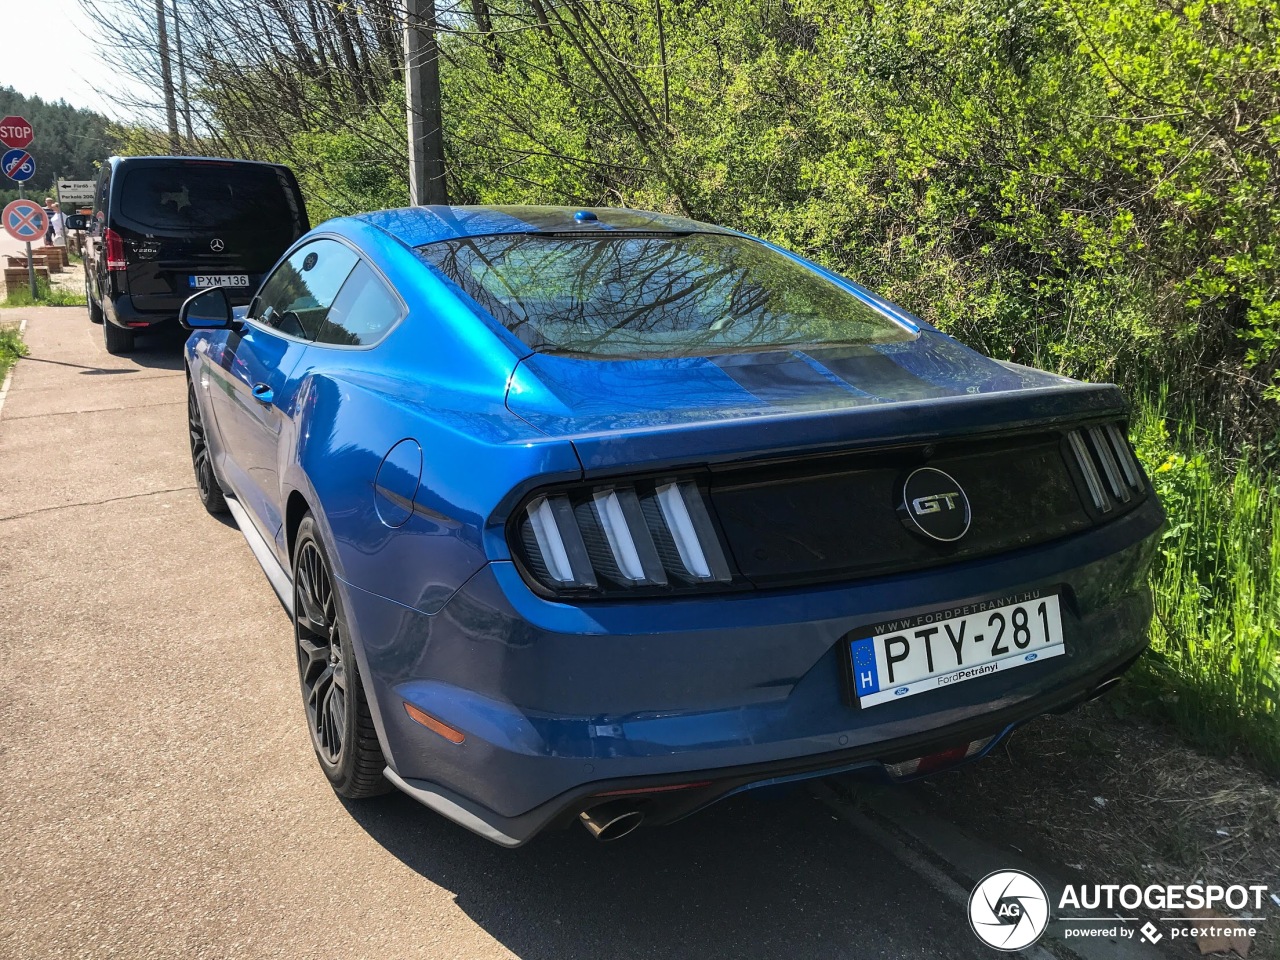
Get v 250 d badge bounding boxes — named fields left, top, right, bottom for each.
left=180, top=205, right=1163, bottom=845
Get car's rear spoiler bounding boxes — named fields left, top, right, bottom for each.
left=562, top=382, right=1129, bottom=474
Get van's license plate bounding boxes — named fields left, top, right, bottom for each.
left=848, top=592, right=1065, bottom=707
left=189, top=274, right=249, bottom=288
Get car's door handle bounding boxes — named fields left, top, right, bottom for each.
left=251, top=383, right=274, bottom=404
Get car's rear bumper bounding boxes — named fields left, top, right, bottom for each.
left=340, top=497, right=1162, bottom=844
left=381, top=642, right=1144, bottom=846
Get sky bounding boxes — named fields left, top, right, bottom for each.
left=1, top=0, right=145, bottom=119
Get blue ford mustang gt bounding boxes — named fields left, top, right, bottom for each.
left=180, top=205, right=1163, bottom=845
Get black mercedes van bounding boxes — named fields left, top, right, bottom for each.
left=73, top=157, right=309, bottom=354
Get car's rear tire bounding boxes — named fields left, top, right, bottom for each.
left=293, top=514, right=389, bottom=799
left=102, top=319, right=134, bottom=354
left=86, top=273, right=103, bottom=324
left=187, top=382, right=228, bottom=516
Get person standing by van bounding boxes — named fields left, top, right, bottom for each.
left=43, top=197, right=59, bottom=245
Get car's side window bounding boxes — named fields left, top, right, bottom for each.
left=315, top=261, right=405, bottom=347
left=252, top=238, right=358, bottom=341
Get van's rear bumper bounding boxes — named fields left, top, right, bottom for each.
left=105, top=289, right=254, bottom=328
left=103, top=294, right=169, bottom=329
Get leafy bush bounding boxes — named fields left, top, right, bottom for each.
left=392, top=0, right=1280, bottom=451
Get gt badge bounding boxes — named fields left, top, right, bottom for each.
left=900, top=467, right=971, bottom=542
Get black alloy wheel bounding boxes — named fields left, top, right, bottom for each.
left=292, top=515, right=389, bottom=798
left=296, top=537, right=347, bottom=765
left=187, top=382, right=228, bottom=515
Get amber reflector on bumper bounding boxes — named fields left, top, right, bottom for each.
left=403, top=702, right=466, bottom=744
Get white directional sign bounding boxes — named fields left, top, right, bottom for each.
left=57, top=180, right=96, bottom=203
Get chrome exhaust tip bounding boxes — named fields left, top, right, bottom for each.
left=1049, top=675, right=1127, bottom=715
left=579, top=802, right=645, bottom=841
left=1086, top=676, right=1124, bottom=702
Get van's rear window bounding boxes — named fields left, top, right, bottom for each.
left=416, top=233, right=915, bottom=359
left=119, top=164, right=304, bottom=238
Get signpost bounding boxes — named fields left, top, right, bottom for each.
left=0, top=116, right=34, bottom=150
left=3, top=198, right=47, bottom=297
left=56, top=180, right=95, bottom=205
left=1, top=116, right=41, bottom=299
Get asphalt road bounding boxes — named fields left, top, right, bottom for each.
left=0, top=230, right=26, bottom=261
left=0, top=308, right=1002, bottom=959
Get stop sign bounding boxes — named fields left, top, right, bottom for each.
left=0, top=116, right=34, bottom=150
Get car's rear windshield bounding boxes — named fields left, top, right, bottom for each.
left=118, top=163, right=304, bottom=239
left=415, top=232, right=915, bottom=359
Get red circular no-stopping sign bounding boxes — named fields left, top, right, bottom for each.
left=0, top=116, right=34, bottom=150
left=3, top=199, right=48, bottom=243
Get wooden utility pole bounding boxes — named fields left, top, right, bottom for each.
left=404, top=0, right=448, bottom=205
left=172, top=0, right=194, bottom=144
left=155, top=0, right=180, bottom=153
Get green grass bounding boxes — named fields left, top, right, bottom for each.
left=0, top=324, right=27, bottom=383
left=1128, top=395, right=1280, bottom=773
left=1, top=278, right=87, bottom=307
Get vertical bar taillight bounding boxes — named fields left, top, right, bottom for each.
left=1066, top=423, right=1147, bottom=514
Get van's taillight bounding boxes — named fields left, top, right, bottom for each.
left=104, top=228, right=126, bottom=271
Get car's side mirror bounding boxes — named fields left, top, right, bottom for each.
left=64, top=214, right=89, bottom=231
left=180, top=286, right=235, bottom=331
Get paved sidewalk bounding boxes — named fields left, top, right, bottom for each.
left=0, top=307, right=999, bottom=960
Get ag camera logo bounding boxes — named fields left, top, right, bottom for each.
left=968, top=869, right=1050, bottom=951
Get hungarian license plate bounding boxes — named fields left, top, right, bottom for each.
left=848, top=591, right=1065, bottom=707
left=189, top=274, right=249, bottom=288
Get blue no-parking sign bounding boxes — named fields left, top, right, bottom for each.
left=3, top=199, right=47, bottom=243
left=2, top=148, right=36, bottom=182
